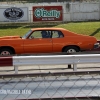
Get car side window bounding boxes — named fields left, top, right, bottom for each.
left=29, top=31, right=42, bottom=39
left=29, top=30, right=51, bottom=39
left=52, top=31, right=64, bottom=38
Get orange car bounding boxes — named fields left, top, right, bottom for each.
left=0, top=27, right=99, bottom=55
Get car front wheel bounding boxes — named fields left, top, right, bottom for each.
left=0, top=48, right=13, bottom=55
left=64, top=46, right=79, bottom=53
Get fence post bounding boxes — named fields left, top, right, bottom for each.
left=73, top=64, right=77, bottom=71
left=14, top=66, right=18, bottom=74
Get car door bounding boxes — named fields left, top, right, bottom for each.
left=23, top=30, right=53, bottom=53
left=51, top=30, right=64, bottom=52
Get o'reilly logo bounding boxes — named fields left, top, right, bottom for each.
left=34, top=8, right=60, bottom=18
left=4, top=7, right=24, bottom=20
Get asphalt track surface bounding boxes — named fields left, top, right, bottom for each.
left=0, top=63, right=100, bottom=74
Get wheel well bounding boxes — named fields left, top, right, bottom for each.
left=0, top=46, right=15, bottom=54
left=62, top=45, right=80, bottom=52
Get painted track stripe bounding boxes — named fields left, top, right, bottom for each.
left=0, top=56, right=13, bottom=66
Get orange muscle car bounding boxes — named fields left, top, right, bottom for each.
left=0, top=27, right=99, bottom=55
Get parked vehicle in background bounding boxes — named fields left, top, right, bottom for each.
left=0, top=27, right=99, bottom=55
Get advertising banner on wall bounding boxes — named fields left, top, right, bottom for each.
left=0, top=7, right=28, bottom=22
left=33, top=6, right=63, bottom=21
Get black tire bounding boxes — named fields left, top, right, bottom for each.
left=63, top=46, right=79, bottom=53
left=0, top=48, right=13, bottom=55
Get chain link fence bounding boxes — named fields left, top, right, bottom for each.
left=0, top=71, right=100, bottom=100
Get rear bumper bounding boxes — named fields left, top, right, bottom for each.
left=94, top=42, right=100, bottom=49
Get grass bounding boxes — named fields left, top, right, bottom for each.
left=0, top=21, right=100, bottom=39
left=55, top=22, right=100, bottom=39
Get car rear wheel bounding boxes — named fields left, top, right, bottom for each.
left=64, top=46, right=79, bottom=53
left=0, top=48, right=13, bottom=55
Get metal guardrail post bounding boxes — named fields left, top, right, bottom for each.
left=14, top=66, right=18, bottom=74
left=68, top=64, right=72, bottom=69
left=73, top=64, right=77, bottom=71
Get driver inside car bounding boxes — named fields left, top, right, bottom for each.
left=41, top=31, right=49, bottom=38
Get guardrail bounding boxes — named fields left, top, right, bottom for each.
left=0, top=54, right=100, bottom=74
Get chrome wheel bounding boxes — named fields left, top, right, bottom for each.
left=1, top=51, right=11, bottom=55
left=0, top=48, right=13, bottom=55
left=64, top=46, right=79, bottom=53
left=66, top=49, right=77, bottom=53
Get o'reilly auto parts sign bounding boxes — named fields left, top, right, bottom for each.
left=0, top=7, right=28, bottom=22
left=33, top=6, right=63, bottom=21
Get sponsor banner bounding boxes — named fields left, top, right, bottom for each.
left=0, top=7, right=28, bottom=22
left=33, top=6, right=63, bottom=21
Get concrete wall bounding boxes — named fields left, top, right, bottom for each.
left=0, top=1, right=100, bottom=23
left=70, top=2, right=100, bottom=21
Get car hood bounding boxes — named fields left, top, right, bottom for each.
left=0, top=36, right=21, bottom=39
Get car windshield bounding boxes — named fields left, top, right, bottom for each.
left=22, top=30, right=32, bottom=39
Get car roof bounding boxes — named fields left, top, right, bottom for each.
left=30, top=27, right=79, bottom=36
left=31, top=27, right=67, bottom=31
